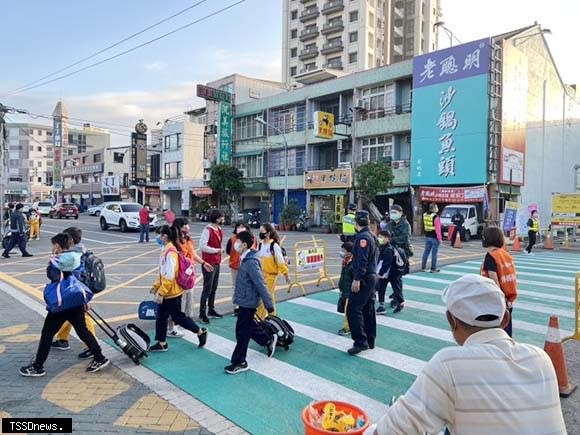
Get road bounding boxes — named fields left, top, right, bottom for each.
left=0, top=214, right=578, bottom=434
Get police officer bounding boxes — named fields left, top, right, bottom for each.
left=450, top=209, right=465, bottom=246
left=341, top=204, right=357, bottom=243
left=347, top=210, right=379, bottom=355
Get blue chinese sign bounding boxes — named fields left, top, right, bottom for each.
left=411, top=38, right=491, bottom=186
left=218, top=102, right=233, bottom=164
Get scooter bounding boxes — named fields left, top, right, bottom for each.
left=296, top=212, right=309, bottom=232
left=2, top=225, right=31, bottom=250
left=248, top=211, right=261, bottom=229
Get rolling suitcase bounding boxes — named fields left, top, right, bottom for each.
left=88, top=308, right=150, bottom=365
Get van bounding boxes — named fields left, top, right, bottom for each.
left=440, top=204, right=484, bottom=241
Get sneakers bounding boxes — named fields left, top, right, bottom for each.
left=86, top=358, right=110, bottom=373
left=267, top=334, right=278, bottom=358
left=150, top=342, right=169, bottom=352
left=77, top=349, right=93, bottom=359
left=347, top=345, right=369, bottom=355
left=430, top=269, right=440, bottom=273
left=390, top=299, right=397, bottom=308
left=224, top=361, right=249, bottom=375
left=376, top=304, right=387, bottom=314
left=167, top=329, right=184, bottom=338
left=197, top=328, right=208, bottom=348
left=337, top=328, right=351, bottom=336
left=2, top=253, right=10, bottom=259
left=52, top=340, right=70, bottom=351
left=421, top=268, right=429, bottom=273
left=19, top=364, right=46, bottom=377
left=208, top=310, right=223, bottom=319
left=22, top=253, right=33, bottom=257
left=199, top=314, right=210, bottom=324
left=393, top=303, right=405, bottom=314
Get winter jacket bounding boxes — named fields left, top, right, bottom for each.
left=46, top=251, right=83, bottom=282
left=338, top=255, right=354, bottom=298
left=258, top=241, right=289, bottom=276
left=377, top=243, right=396, bottom=278
left=387, top=217, right=412, bottom=252
left=233, top=250, right=274, bottom=310
left=152, top=242, right=184, bottom=299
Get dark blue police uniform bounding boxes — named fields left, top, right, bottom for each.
left=347, top=211, right=379, bottom=353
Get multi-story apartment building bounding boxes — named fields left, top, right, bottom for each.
left=282, top=0, right=441, bottom=84
left=5, top=122, right=110, bottom=201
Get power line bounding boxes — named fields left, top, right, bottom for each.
left=3, top=0, right=210, bottom=96
left=4, top=0, right=246, bottom=96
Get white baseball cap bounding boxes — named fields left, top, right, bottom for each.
left=441, top=274, right=506, bottom=328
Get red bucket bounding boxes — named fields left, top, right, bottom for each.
left=302, top=401, right=370, bottom=435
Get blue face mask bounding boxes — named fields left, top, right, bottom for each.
left=155, top=236, right=163, bottom=247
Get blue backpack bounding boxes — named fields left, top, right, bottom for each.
left=44, top=274, right=93, bottom=313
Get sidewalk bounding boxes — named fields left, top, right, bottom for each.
left=0, top=280, right=244, bottom=435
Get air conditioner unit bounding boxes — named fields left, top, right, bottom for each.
left=202, top=159, right=212, bottom=169
left=204, top=124, right=217, bottom=135
left=355, top=99, right=365, bottom=110
left=203, top=172, right=211, bottom=181
left=239, top=169, right=247, bottom=178
left=403, top=134, right=411, bottom=145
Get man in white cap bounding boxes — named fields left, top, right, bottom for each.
left=365, top=274, right=566, bottom=435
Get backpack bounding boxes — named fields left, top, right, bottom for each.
left=261, top=315, right=295, bottom=350
left=82, top=251, right=106, bottom=293
left=269, top=242, right=290, bottom=265
left=391, top=245, right=410, bottom=276
left=167, top=247, right=195, bottom=290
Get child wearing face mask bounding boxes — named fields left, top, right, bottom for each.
left=376, top=230, right=405, bottom=314
left=337, top=242, right=354, bottom=336
left=226, top=222, right=252, bottom=316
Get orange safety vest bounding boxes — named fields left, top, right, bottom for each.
left=228, top=235, right=258, bottom=269
left=481, top=248, right=518, bottom=303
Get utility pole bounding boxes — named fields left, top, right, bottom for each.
left=0, top=104, right=7, bottom=236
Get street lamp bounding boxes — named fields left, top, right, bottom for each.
left=255, top=116, right=289, bottom=207
left=513, top=28, right=551, bottom=46
left=433, top=21, right=461, bottom=47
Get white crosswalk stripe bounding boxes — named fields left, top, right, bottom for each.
left=446, top=264, right=574, bottom=282
left=463, top=260, right=578, bottom=275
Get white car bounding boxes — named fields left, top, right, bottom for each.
left=87, top=203, right=106, bottom=217
left=33, top=201, right=53, bottom=216
left=100, top=202, right=158, bottom=232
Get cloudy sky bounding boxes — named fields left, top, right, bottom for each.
left=2, top=0, right=578, bottom=146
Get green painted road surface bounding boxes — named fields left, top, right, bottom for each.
left=132, top=252, right=579, bottom=435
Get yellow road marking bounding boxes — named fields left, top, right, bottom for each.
left=95, top=269, right=158, bottom=299
left=92, top=300, right=140, bottom=305
left=0, top=271, right=43, bottom=302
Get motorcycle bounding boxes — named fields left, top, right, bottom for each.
left=2, top=225, right=31, bottom=250
left=248, top=211, right=261, bottom=229
left=296, top=212, right=310, bottom=232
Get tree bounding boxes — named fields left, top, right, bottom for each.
left=209, top=164, right=245, bottom=212
left=355, top=161, right=394, bottom=205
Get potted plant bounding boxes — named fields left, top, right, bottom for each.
left=282, top=200, right=301, bottom=231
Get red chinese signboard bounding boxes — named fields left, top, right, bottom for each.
left=419, top=186, right=486, bottom=203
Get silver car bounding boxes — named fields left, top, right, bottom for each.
left=87, top=203, right=106, bottom=217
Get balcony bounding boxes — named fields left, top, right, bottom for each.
left=299, top=6, right=319, bottom=22
left=321, top=39, right=343, bottom=54
left=321, top=0, right=344, bottom=14
left=321, top=20, right=344, bottom=34
left=300, top=65, right=319, bottom=74
left=324, top=60, right=343, bottom=70
left=299, top=46, right=319, bottom=60
left=299, top=26, right=319, bottom=41
left=356, top=103, right=412, bottom=121
left=300, top=0, right=313, bottom=3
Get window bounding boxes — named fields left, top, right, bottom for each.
left=29, top=145, right=34, bottom=151
left=349, top=11, right=358, bottom=22
left=234, top=115, right=265, bottom=140
left=368, top=53, right=373, bottom=66
left=360, top=135, right=393, bottom=162
left=290, top=66, right=297, bottom=76
left=163, top=133, right=181, bottom=151
left=405, top=20, right=414, bottom=33
left=46, top=131, right=52, bottom=137
left=268, top=148, right=305, bottom=176
left=349, top=31, right=358, bottom=42
left=82, top=156, right=88, bottom=164
left=291, top=29, right=298, bottom=39
left=368, top=32, right=374, bottom=47
left=37, top=146, right=42, bottom=152
left=291, top=9, right=298, bottom=19
left=37, top=161, right=42, bottom=167
left=360, top=83, right=395, bottom=116
left=233, top=154, right=264, bottom=178
left=304, top=62, right=316, bottom=71
left=37, top=130, right=42, bottom=136
left=93, top=154, right=101, bottom=163
left=37, top=177, right=42, bottom=183
left=369, top=12, right=374, bottom=26
left=290, top=47, right=298, bottom=58
left=349, top=52, right=358, bottom=63
left=164, top=162, right=182, bottom=179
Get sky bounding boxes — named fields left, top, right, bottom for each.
left=1, top=0, right=578, bottom=146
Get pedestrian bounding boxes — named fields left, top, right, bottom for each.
left=449, top=208, right=465, bottom=246
left=375, top=230, right=405, bottom=314
left=139, top=203, right=151, bottom=243
left=19, top=233, right=109, bottom=376
left=225, top=230, right=278, bottom=374
left=226, top=222, right=252, bottom=316
left=347, top=210, right=379, bottom=355
left=163, top=208, right=176, bottom=226
left=199, top=208, right=225, bottom=324
left=525, top=210, right=540, bottom=255
left=337, top=241, right=354, bottom=336
left=378, top=212, right=390, bottom=231
left=29, top=208, right=41, bottom=241
left=341, top=203, right=357, bottom=243
left=256, top=223, right=290, bottom=319
left=52, top=227, right=98, bottom=359
left=3, top=202, right=14, bottom=224
left=166, top=217, right=214, bottom=337
left=364, top=274, right=566, bottom=435
left=149, top=225, right=208, bottom=352
left=480, top=226, right=518, bottom=337
left=386, top=204, right=412, bottom=257
left=421, top=203, right=442, bottom=273
left=2, top=203, right=33, bottom=258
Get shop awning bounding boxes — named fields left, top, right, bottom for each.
left=309, top=188, right=347, bottom=196
left=234, top=149, right=264, bottom=157
left=378, top=186, right=409, bottom=196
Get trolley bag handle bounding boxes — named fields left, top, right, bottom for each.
left=86, top=307, right=118, bottom=339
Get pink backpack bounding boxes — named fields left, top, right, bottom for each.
left=166, top=247, right=195, bottom=290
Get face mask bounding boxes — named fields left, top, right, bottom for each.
left=234, top=241, right=243, bottom=253
left=390, top=212, right=401, bottom=222
left=155, top=236, right=163, bottom=247
left=236, top=228, right=244, bottom=234
left=259, top=232, right=267, bottom=240
left=378, top=237, right=387, bottom=245
left=339, top=252, right=346, bottom=259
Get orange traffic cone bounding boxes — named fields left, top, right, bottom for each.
left=512, top=236, right=522, bottom=252
left=543, top=233, right=554, bottom=250
left=544, top=315, right=577, bottom=397
left=453, top=231, right=462, bottom=249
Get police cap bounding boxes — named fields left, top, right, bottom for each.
left=348, top=203, right=357, bottom=211
left=355, top=210, right=369, bottom=226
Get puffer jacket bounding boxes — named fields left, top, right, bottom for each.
left=233, top=250, right=274, bottom=310
left=152, top=242, right=184, bottom=299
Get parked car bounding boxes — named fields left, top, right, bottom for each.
left=100, top=202, right=158, bottom=232
left=50, top=203, right=79, bottom=219
left=87, top=203, right=106, bottom=217
left=440, top=204, right=484, bottom=241
left=33, top=201, right=53, bottom=216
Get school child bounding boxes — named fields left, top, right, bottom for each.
left=337, top=242, right=354, bottom=336
left=226, top=222, right=252, bottom=316
left=20, top=233, right=109, bottom=376
left=376, top=230, right=405, bottom=314
left=29, top=208, right=41, bottom=240
left=52, top=227, right=98, bottom=359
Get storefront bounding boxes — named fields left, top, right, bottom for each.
left=304, top=168, right=352, bottom=227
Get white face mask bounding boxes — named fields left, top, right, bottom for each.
left=234, top=241, right=243, bottom=253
